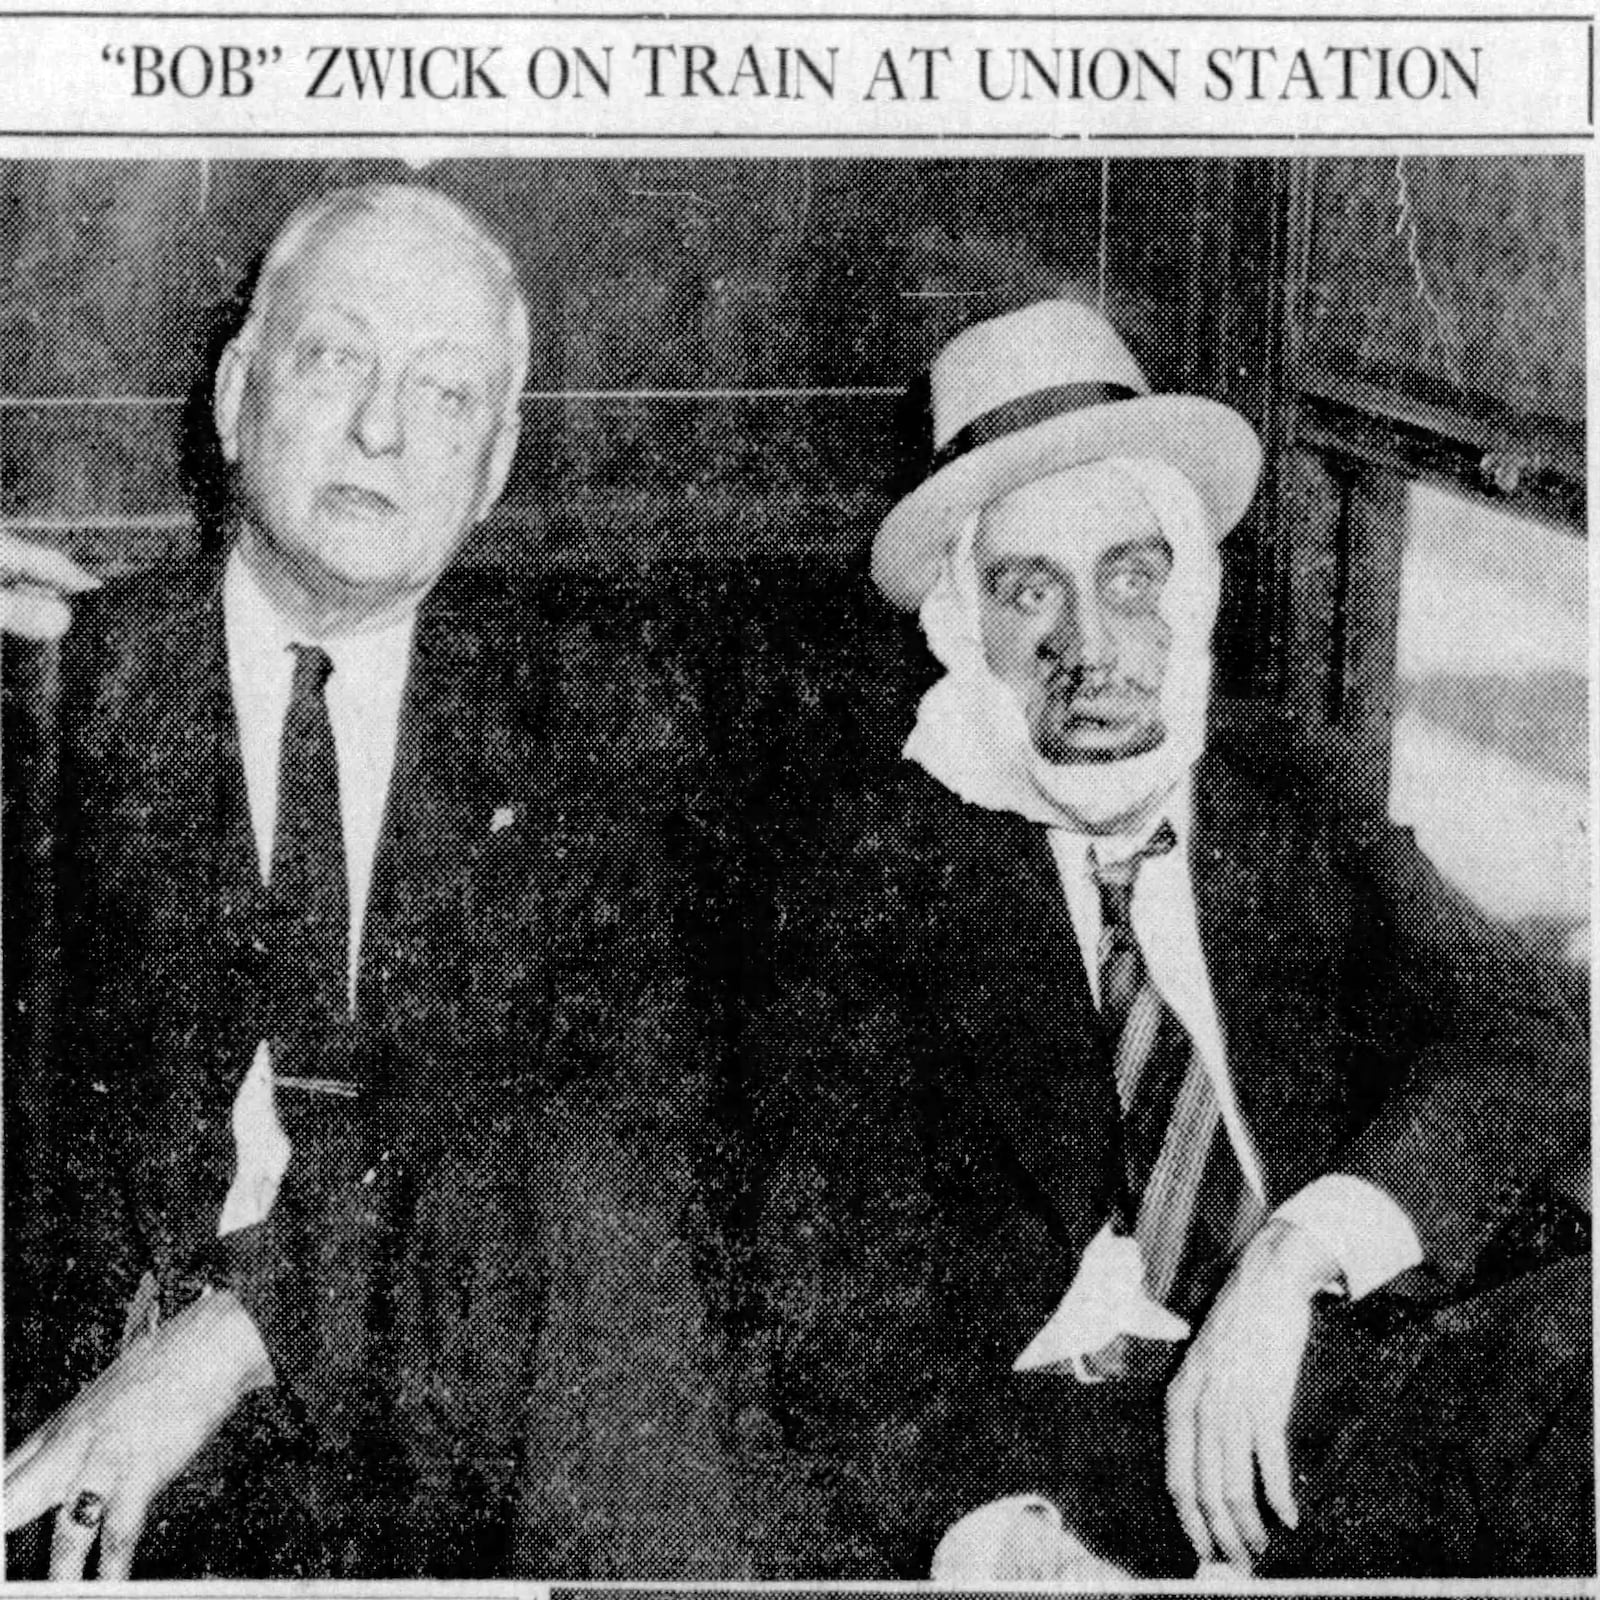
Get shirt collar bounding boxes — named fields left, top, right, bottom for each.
left=1047, top=772, right=1195, bottom=877
left=223, top=545, right=419, bottom=690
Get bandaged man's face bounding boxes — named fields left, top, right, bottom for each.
left=975, top=467, right=1173, bottom=764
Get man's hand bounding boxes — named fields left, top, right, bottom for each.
left=4, top=1290, right=273, bottom=1579
left=0, top=533, right=101, bottom=639
left=1164, top=1219, right=1340, bottom=1570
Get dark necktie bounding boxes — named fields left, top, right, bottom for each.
left=1091, top=823, right=1257, bottom=1314
left=267, top=644, right=350, bottom=1043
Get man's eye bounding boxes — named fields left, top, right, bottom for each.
left=414, top=376, right=479, bottom=418
left=992, top=572, right=1056, bottom=614
left=300, top=340, right=365, bottom=378
left=1105, top=566, right=1157, bottom=605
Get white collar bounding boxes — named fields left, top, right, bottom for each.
left=223, top=547, right=418, bottom=684
left=1048, top=775, right=1195, bottom=873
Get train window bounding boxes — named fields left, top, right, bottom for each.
left=1388, top=481, right=1588, bottom=964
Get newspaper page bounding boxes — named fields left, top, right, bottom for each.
left=0, top=0, right=1592, bottom=1591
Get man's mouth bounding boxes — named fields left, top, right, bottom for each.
left=1034, top=706, right=1165, bottom=764
left=321, top=484, right=399, bottom=518
left=1040, top=678, right=1155, bottom=731
left=1031, top=677, right=1163, bottom=761
left=1061, top=703, right=1143, bottom=732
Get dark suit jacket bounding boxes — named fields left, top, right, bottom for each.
left=14, top=555, right=745, bottom=1577
left=737, top=739, right=1587, bottom=1576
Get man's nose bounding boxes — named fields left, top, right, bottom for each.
left=350, top=372, right=404, bottom=457
left=1038, top=596, right=1093, bottom=673
left=1042, top=596, right=1114, bottom=674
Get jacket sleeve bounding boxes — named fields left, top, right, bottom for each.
left=25, top=633, right=172, bottom=1417
left=1329, top=808, right=1588, bottom=1290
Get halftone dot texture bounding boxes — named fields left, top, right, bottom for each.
left=3, top=158, right=1588, bottom=1580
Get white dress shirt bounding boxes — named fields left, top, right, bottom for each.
left=222, top=548, right=417, bottom=992
left=1043, top=780, right=1424, bottom=1308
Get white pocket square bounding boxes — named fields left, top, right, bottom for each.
left=1013, top=1222, right=1190, bottom=1380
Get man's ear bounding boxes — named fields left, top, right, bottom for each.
left=213, top=332, right=253, bottom=465
left=474, top=408, right=522, bottom=525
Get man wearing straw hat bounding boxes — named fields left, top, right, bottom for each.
left=744, top=299, right=1590, bottom=1578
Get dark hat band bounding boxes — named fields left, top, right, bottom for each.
left=930, top=381, right=1141, bottom=475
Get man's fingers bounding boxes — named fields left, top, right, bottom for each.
left=48, top=1493, right=105, bottom=1581
left=96, top=1495, right=149, bottom=1582
left=1258, top=1420, right=1299, bottom=1531
left=5, top=1432, right=81, bottom=1532
left=0, top=590, right=76, bottom=640
left=1222, top=1414, right=1268, bottom=1554
left=0, top=533, right=101, bottom=638
left=3, top=1429, right=49, bottom=1488
left=1164, top=1376, right=1211, bottom=1563
left=0, top=536, right=102, bottom=594
left=1195, top=1403, right=1250, bottom=1569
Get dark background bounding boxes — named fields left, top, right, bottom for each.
left=4, top=157, right=1585, bottom=689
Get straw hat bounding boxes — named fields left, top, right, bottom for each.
left=872, top=300, right=1262, bottom=610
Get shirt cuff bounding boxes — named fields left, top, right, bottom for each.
left=1273, top=1174, right=1425, bottom=1300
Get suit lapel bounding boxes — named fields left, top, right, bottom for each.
left=359, top=587, right=482, bottom=1020
left=127, top=565, right=241, bottom=851
left=357, top=570, right=548, bottom=1033
left=942, top=752, right=1338, bottom=1251
left=940, top=801, right=1122, bottom=1258
left=1190, top=753, right=1346, bottom=1203
left=1191, top=757, right=1278, bottom=1067
left=121, top=566, right=261, bottom=1094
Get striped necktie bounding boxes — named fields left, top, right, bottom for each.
left=1090, top=822, right=1257, bottom=1314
